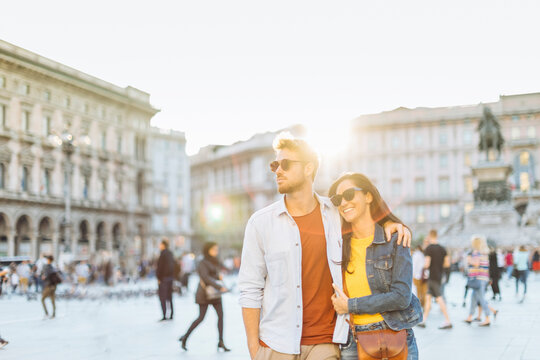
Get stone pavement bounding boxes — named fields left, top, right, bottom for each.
left=0, top=273, right=539, bottom=359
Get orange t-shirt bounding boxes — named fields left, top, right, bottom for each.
left=293, top=203, right=336, bottom=345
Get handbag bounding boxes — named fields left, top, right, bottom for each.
left=343, top=274, right=407, bottom=360
left=200, top=279, right=223, bottom=300
left=352, top=326, right=408, bottom=360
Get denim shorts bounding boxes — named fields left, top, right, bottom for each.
left=340, top=321, right=418, bottom=360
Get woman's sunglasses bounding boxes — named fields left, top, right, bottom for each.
left=330, top=187, right=363, bottom=207
left=269, top=159, right=306, bottom=172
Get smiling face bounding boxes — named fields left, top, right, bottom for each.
left=274, top=148, right=311, bottom=194
left=208, top=245, right=219, bottom=258
left=335, top=179, right=373, bottom=224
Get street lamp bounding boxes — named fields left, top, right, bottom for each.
left=49, top=130, right=90, bottom=259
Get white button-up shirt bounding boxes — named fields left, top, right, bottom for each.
left=238, top=193, right=348, bottom=355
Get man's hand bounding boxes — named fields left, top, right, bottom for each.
left=331, top=284, right=349, bottom=315
left=383, top=222, right=411, bottom=247
left=248, top=341, right=260, bottom=360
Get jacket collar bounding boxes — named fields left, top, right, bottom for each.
left=372, top=223, right=388, bottom=245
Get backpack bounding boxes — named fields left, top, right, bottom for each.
left=48, top=270, right=62, bottom=286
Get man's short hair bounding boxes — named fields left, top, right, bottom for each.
left=160, top=238, right=169, bottom=249
left=429, top=229, right=438, bottom=238
left=46, top=255, right=54, bottom=262
left=272, top=132, right=319, bottom=180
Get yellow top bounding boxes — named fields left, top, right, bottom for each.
left=344, top=235, right=384, bottom=325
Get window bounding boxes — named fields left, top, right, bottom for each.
left=415, top=178, right=425, bottom=197
left=161, top=194, right=169, bottom=208
left=0, top=163, right=4, bottom=189
left=22, top=111, right=30, bottom=132
left=440, top=204, right=450, bottom=219
left=64, top=97, right=71, bottom=108
left=439, top=177, right=450, bottom=196
left=463, top=129, right=472, bottom=145
left=21, top=83, right=30, bottom=95
left=416, top=156, right=424, bottom=170
left=0, top=104, right=5, bottom=128
left=0, top=76, right=5, bottom=88
left=416, top=206, right=425, bottom=223
left=43, top=169, right=51, bottom=195
left=527, top=126, right=536, bottom=139
left=520, top=151, right=530, bottom=166
left=391, top=136, right=400, bottom=149
left=83, top=176, right=89, bottom=199
left=100, top=179, right=107, bottom=200
left=511, top=127, right=520, bottom=139
left=391, top=180, right=402, bottom=197
left=465, top=177, right=473, bottom=193
left=21, top=166, right=29, bottom=192
left=415, top=134, right=423, bottom=148
left=512, top=115, right=520, bottom=122
left=464, top=152, right=472, bottom=166
left=117, top=136, right=122, bottom=154
left=440, top=154, right=448, bottom=169
left=520, top=172, right=530, bottom=192
left=43, top=116, right=51, bottom=136
left=101, top=131, right=106, bottom=150
left=439, top=131, right=448, bottom=145
left=43, top=90, right=51, bottom=102
left=116, top=180, right=122, bottom=201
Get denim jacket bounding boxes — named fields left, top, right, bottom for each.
left=347, top=224, right=423, bottom=331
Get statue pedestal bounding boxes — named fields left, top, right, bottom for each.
left=471, top=160, right=512, bottom=182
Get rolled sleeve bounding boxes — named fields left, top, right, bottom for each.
left=238, top=218, right=267, bottom=308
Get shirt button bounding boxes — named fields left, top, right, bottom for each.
left=296, top=243, right=299, bottom=246
left=296, top=325, right=300, bottom=328
left=297, top=285, right=300, bottom=288
left=297, top=305, right=301, bottom=309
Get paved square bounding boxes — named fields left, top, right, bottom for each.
left=0, top=274, right=539, bottom=359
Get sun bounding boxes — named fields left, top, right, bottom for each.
left=303, top=122, right=350, bottom=160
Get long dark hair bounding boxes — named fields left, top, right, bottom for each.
left=203, top=241, right=219, bottom=265
left=328, top=172, right=405, bottom=274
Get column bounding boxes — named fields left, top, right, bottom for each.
left=7, top=229, right=15, bottom=256
left=30, top=231, right=38, bottom=261
left=52, top=231, right=59, bottom=260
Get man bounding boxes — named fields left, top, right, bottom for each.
left=156, top=238, right=175, bottom=321
left=239, top=133, right=411, bottom=359
left=418, top=229, right=452, bottom=329
left=41, top=256, right=58, bottom=319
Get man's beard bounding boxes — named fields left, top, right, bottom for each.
left=277, top=177, right=306, bottom=194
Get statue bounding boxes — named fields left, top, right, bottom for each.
left=477, top=106, right=504, bottom=161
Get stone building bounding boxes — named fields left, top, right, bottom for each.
left=190, top=125, right=305, bottom=252
left=345, top=93, right=540, bottom=240
left=149, top=127, right=192, bottom=255
left=0, top=39, right=158, bottom=267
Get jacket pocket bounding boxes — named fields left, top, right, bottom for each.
left=265, top=252, right=287, bottom=287
left=374, top=255, right=394, bottom=286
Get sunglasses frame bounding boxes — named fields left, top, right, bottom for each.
left=330, top=187, right=364, bottom=207
left=269, top=159, right=307, bottom=172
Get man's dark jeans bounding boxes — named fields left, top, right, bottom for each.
left=158, top=277, right=174, bottom=318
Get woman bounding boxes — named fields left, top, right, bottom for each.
left=464, top=236, right=495, bottom=326
left=328, top=173, right=422, bottom=360
left=178, top=242, right=230, bottom=352
left=488, top=247, right=501, bottom=301
left=514, top=245, right=529, bottom=301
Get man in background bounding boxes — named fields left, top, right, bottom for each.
left=419, top=229, right=452, bottom=329
left=156, top=238, right=175, bottom=321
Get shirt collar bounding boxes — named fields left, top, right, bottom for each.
left=275, top=192, right=332, bottom=217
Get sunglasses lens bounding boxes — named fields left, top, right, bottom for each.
left=343, top=188, right=356, bottom=201
left=270, top=161, right=279, bottom=172
left=331, top=195, right=342, bottom=207
left=281, top=159, right=290, bottom=171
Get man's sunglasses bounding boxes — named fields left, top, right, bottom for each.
left=330, top=187, right=364, bottom=207
left=269, top=159, right=307, bottom=172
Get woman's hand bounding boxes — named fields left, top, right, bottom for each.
left=331, top=284, right=349, bottom=315
left=383, top=222, right=412, bottom=247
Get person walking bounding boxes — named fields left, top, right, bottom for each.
left=418, top=230, right=452, bottom=329
left=489, top=248, right=501, bottom=301
left=238, top=133, right=411, bottom=359
left=41, top=256, right=59, bottom=318
left=16, top=260, right=31, bottom=294
left=328, top=173, right=421, bottom=360
left=514, top=245, right=529, bottom=302
left=412, top=245, right=427, bottom=308
left=505, top=250, right=514, bottom=281
left=464, top=236, right=496, bottom=326
left=156, top=238, right=175, bottom=321
left=179, top=242, right=230, bottom=352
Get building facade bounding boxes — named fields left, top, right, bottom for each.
left=345, top=93, right=540, bottom=239
left=0, top=39, right=158, bottom=268
left=190, top=126, right=305, bottom=252
left=149, top=127, right=192, bottom=255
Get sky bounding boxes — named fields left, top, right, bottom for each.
left=1, top=0, right=540, bottom=154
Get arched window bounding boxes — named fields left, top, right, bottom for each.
left=0, top=163, right=4, bottom=189
left=21, top=166, right=29, bottom=192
